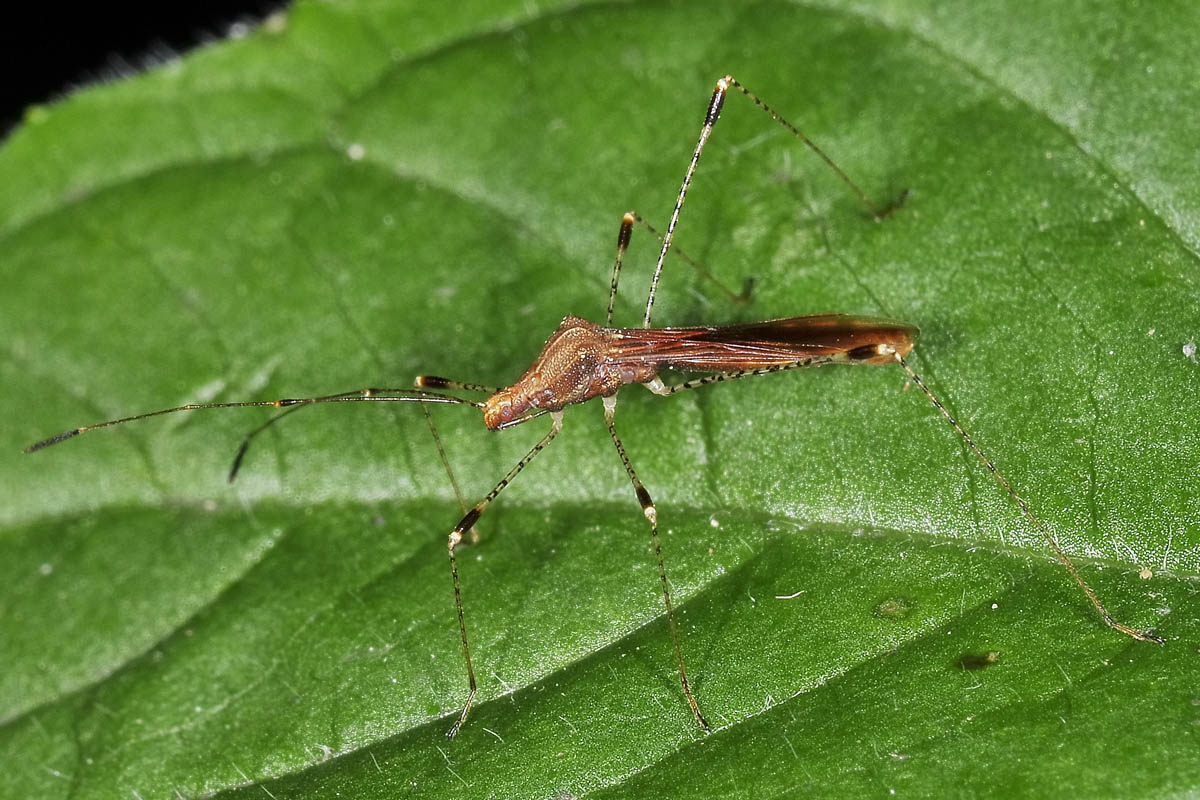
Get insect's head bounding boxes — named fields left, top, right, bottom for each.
left=483, top=389, right=518, bottom=430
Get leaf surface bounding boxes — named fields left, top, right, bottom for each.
left=2, top=2, right=1197, bottom=798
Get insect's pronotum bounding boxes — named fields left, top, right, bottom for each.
left=26, top=74, right=1163, bottom=739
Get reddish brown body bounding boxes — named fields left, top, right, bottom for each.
left=482, top=313, right=918, bottom=429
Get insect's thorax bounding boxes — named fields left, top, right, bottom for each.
left=482, top=315, right=653, bottom=429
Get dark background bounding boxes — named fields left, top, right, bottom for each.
left=1, top=3, right=284, bottom=134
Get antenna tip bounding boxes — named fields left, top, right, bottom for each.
left=24, top=429, right=82, bottom=453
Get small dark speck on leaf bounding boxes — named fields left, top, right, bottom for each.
left=957, top=651, right=1002, bottom=671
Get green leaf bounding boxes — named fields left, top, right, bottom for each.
left=3, top=2, right=1197, bottom=798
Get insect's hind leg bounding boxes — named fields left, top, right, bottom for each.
left=444, top=411, right=564, bottom=738
left=601, top=394, right=710, bottom=732
left=892, top=354, right=1164, bottom=645
left=646, top=355, right=1164, bottom=646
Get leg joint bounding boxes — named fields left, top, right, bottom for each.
left=454, top=507, right=482, bottom=541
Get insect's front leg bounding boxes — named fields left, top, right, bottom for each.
left=415, top=376, right=503, bottom=393
left=411, top=376, right=504, bottom=545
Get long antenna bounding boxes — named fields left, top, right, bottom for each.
left=24, top=388, right=483, bottom=454
left=894, top=352, right=1163, bottom=644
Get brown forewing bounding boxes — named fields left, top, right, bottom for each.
left=608, top=314, right=918, bottom=372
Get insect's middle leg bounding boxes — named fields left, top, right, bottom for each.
left=444, top=410, right=564, bottom=739
left=601, top=394, right=709, bottom=732
left=605, top=212, right=752, bottom=327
